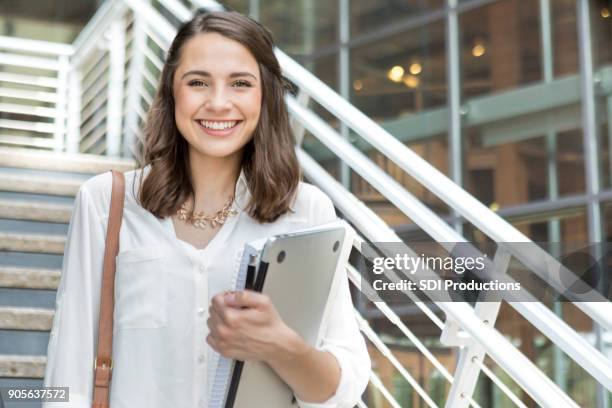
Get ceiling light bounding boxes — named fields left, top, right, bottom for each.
left=409, top=62, right=422, bottom=75
left=403, top=74, right=419, bottom=89
left=472, top=40, right=486, bottom=57
left=387, top=65, right=404, bottom=82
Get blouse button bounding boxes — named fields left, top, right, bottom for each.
left=198, top=307, right=205, bottom=316
left=198, top=264, right=206, bottom=273
left=198, top=354, right=205, bottom=363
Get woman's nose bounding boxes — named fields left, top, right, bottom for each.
left=205, top=88, right=232, bottom=111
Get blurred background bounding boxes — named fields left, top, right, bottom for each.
left=0, top=0, right=611, bottom=407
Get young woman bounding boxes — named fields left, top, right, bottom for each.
left=43, top=10, right=370, bottom=408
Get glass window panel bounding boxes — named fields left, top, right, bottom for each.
left=459, top=0, right=542, bottom=99
left=349, top=0, right=444, bottom=36
left=464, top=130, right=548, bottom=209
left=350, top=19, right=447, bottom=120
left=603, top=201, right=612, bottom=240
left=552, top=0, right=580, bottom=76
left=592, top=0, right=612, bottom=68
left=557, top=128, right=586, bottom=196
left=602, top=112, right=611, bottom=190
left=258, top=0, right=338, bottom=58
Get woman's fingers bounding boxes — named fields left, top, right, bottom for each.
left=224, top=290, right=271, bottom=310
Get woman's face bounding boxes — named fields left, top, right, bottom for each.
left=173, top=32, right=262, bottom=163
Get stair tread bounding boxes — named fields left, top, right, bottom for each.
left=0, top=147, right=136, bottom=173
left=0, top=266, right=60, bottom=289
left=0, top=306, right=54, bottom=331
left=0, top=173, right=82, bottom=196
left=0, top=199, right=72, bottom=223
left=0, top=232, right=66, bottom=254
left=0, top=354, right=46, bottom=378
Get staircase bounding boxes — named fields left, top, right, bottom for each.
left=0, top=148, right=134, bottom=401
left=1, top=0, right=611, bottom=407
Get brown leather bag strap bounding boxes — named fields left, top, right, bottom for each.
left=92, top=170, right=125, bottom=408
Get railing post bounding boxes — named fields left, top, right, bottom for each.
left=106, top=17, right=126, bottom=157
left=446, top=0, right=463, bottom=235
left=443, top=247, right=511, bottom=408
left=53, top=55, right=69, bottom=152
left=576, top=2, right=607, bottom=408
left=339, top=0, right=351, bottom=190
left=123, top=10, right=148, bottom=158
left=65, top=65, right=82, bottom=153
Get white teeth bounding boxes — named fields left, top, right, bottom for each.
left=198, top=120, right=238, bottom=130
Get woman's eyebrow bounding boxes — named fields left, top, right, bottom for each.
left=181, top=70, right=258, bottom=81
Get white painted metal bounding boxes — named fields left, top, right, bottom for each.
left=0, top=119, right=55, bottom=134
left=0, top=88, right=57, bottom=103
left=66, top=66, right=82, bottom=154
left=0, top=72, right=58, bottom=88
left=0, top=103, right=57, bottom=119
left=124, top=10, right=148, bottom=157
left=53, top=56, right=69, bottom=151
left=289, top=94, right=612, bottom=393
left=276, top=47, right=612, bottom=332
left=368, top=371, right=402, bottom=408
left=355, top=312, right=439, bottom=408
left=444, top=248, right=511, bottom=408
left=298, top=149, right=579, bottom=407
left=0, top=53, right=60, bottom=71
left=0, top=35, right=73, bottom=56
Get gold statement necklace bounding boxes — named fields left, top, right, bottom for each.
left=177, top=196, right=238, bottom=229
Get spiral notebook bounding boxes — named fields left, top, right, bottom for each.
left=208, top=220, right=354, bottom=408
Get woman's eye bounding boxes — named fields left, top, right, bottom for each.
left=233, top=80, right=252, bottom=88
left=189, top=80, right=207, bottom=87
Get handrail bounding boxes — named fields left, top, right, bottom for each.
left=275, top=49, right=612, bottom=332
left=289, top=94, right=612, bottom=392
left=297, top=148, right=579, bottom=407
left=355, top=311, right=440, bottom=408
left=346, top=262, right=524, bottom=408
left=0, top=36, right=73, bottom=56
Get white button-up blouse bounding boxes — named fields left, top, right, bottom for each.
left=42, top=167, right=370, bottom=408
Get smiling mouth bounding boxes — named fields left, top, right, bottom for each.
left=196, top=120, right=243, bottom=130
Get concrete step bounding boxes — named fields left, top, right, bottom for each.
left=0, top=173, right=81, bottom=196
left=0, top=200, right=72, bottom=223
left=0, top=354, right=45, bottom=378
left=0, top=307, right=53, bottom=331
left=0, top=233, right=65, bottom=254
left=0, top=147, right=136, bottom=173
left=0, top=266, right=60, bottom=290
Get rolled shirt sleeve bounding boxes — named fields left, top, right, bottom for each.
left=43, top=176, right=109, bottom=407
left=295, top=187, right=371, bottom=407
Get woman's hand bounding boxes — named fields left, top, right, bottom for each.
left=206, top=290, right=307, bottom=362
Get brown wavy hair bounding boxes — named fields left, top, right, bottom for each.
left=135, top=10, right=300, bottom=223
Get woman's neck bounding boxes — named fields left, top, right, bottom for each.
left=187, top=150, right=242, bottom=213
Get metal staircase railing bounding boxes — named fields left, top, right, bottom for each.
left=1, top=0, right=610, bottom=406
left=0, top=36, right=73, bottom=151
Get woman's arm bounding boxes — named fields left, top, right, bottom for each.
left=207, top=284, right=370, bottom=407
left=207, top=290, right=341, bottom=402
